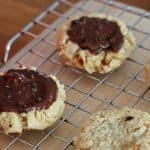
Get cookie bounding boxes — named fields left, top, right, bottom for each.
left=145, top=62, right=150, bottom=85
left=74, top=107, right=150, bottom=150
left=0, top=68, right=66, bottom=134
left=57, top=13, right=136, bottom=74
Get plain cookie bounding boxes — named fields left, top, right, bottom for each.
left=74, top=107, right=150, bottom=150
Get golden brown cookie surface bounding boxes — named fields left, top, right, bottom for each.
left=0, top=68, right=66, bottom=134
left=145, top=62, right=150, bottom=85
left=57, top=13, right=136, bottom=74
left=74, top=107, right=150, bottom=150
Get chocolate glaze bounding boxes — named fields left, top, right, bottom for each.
left=0, top=69, right=57, bottom=113
left=67, top=16, right=124, bottom=54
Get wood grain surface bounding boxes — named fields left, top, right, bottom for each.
left=0, top=0, right=149, bottom=64
left=119, top=0, right=150, bottom=10
left=0, top=0, right=54, bottom=63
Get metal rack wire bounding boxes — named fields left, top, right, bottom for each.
left=0, top=0, right=150, bottom=149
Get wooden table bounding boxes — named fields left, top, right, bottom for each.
left=0, top=0, right=54, bottom=62
left=0, top=0, right=149, bottom=64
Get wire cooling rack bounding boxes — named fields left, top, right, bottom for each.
left=0, top=0, right=150, bottom=149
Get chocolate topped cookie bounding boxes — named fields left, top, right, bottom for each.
left=57, top=13, right=136, bottom=74
left=0, top=68, right=66, bottom=134
left=0, top=69, right=57, bottom=113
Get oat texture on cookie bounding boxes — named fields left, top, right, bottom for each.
left=0, top=68, right=66, bottom=134
left=74, top=107, right=150, bottom=150
left=57, top=13, right=136, bottom=74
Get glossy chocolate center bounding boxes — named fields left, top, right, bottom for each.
left=67, top=16, right=124, bottom=54
left=0, top=69, right=57, bottom=113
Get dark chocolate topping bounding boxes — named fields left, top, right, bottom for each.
left=67, top=16, right=124, bottom=54
left=0, top=69, right=57, bottom=113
